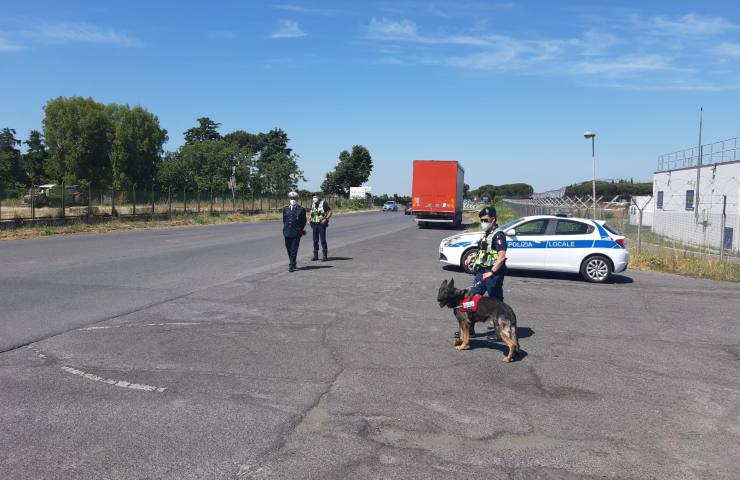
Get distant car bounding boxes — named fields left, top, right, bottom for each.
left=22, top=184, right=85, bottom=207
left=404, top=204, right=412, bottom=215
left=382, top=201, right=398, bottom=212
left=438, top=215, right=628, bottom=283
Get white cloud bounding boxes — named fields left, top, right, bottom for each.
left=273, top=4, right=337, bottom=16
left=572, top=54, right=675, bottom=76
left=571, top=29, right=620, bottom=56
left=711, top=42, right=740, bottom=58
left=269, top=20, right=308, bottom=39
left=651, top=13, right=737, bottom=36
left=28, top=21, right=141, bottom=47
left=0, top=36, right=23, bottom=51
left=368, top=18, right=419, bottom=40
left=363, top=12, right=740, bottom=91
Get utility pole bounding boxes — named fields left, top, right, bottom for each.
left=695, top=107, right=703, bottom=222
left=583, top=131, right=597, bottom=219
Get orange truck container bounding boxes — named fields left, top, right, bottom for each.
left=410, top=160, right=464, bottom=227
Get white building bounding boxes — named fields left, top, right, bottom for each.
left=629, top=195, right=654, bottom=227
left=652, top=137, right=740, bottom=252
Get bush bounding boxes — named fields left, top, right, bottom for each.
left=338, top=199, right=374, bottom=210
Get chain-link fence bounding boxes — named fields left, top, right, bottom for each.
left=504, top=197, right=739, bottom=263
left=0, top=184, right=358, bottom=226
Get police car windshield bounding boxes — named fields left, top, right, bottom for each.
left=500, top=218, right=523, bottom=231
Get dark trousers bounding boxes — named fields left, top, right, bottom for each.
left=284, top=235, right=301, bottom=266
left=311, top=223, right=328, bottom=251
left=469, top=264, right=507, bottom=301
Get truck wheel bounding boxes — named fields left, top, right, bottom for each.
left=418, top=221, right=426, bottom=228
left=580, top=255, right=613, bottom=283
left=461, top=247, right=478, bottom=274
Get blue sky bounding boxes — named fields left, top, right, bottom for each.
left=2, top=1, right=740, bottom=194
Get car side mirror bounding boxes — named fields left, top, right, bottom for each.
left=506, top=229, right=515, bottom=236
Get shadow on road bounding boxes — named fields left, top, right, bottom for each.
left=328, top=257, right=353, bottom=261
left=507, top=270, right=634, bottom=284
left=442, top=265, right=634, bottom=284
left=297, top=265, right=334, bottom=271
left=466, top=338, right=529, bottom=362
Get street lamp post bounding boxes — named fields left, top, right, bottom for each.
left=583, top=131, right=596, bottom=219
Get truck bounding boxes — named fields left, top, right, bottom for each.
left=410, top=160, right=464, bottom=228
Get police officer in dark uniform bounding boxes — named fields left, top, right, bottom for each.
left=282, top=191, right=307, bottom=272
left=309, top=192, right=333, bottom=262
left=469, top=206, right=508, bottom=300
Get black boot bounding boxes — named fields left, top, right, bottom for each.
left=289, top=263, right=295, bottom=272
left=321, top=249, right=328, bottom=262
left=312, top=250, right=319, bottom=261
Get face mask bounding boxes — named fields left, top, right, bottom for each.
left=312, top=197, right=319, bottom=203
left=480, top=222, right=492, bottom=230
left=289, top=199, right=297, bottom=206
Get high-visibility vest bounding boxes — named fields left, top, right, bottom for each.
left=474, top=228, right=502, bottom=269
left=310, top=202, right=326, bottom=223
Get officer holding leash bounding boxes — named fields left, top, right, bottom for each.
left=282, top=191, right=307, bottom=272
left=309, top=192, right=333, bottom=262
left=469, top=206, right=507, bottom=301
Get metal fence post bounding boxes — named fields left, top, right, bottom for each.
left=111, top=187, right=116, bottom=217
left=88, top=184, right=92, bottom=218
left=61, top=180, right=65, bottom=218
left=168, top=187, right=172, bottom=219
left=720, top=195, right=727, bottom=262
left=151, top=184, right=155, bottom=215
left=31, top=183, right=36, bottom=221
left=183, top=185, right=187, bottom=214
left=132, top=185, right=136, bottom=216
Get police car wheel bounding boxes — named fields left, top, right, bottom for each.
left=581, top=255, right=612, bottom=283
left=461, top=247, right=478, bottom=274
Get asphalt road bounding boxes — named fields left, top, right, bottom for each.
left=0, top=211, right=411, bottom=352
left=1, top=213, right=738, bottom=479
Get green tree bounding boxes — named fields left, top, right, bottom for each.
left=564, top=180, right=652, bottom=199
left=0, top=128, right=25, bottom=197
left=321, top=145, right=373, bottom=197
left=109, top=104, right=168, bottom=189
left=43, top=96, right=113, bottom=187
left=156, top=151, right=190, bottom=191
left=22, top=130, right=48, bottom=185
left=224, top=130, right=264, bottom=153
left=169, top=140, right=254, bottom=195
left=184, top=117, right=221, bottom=144
left=252, top=128, right=302, bottom=195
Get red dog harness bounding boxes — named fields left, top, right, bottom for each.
left=456, top=295, right=482, bottom=313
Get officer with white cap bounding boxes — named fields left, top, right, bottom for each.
left=282, top=191, right=307, bottom=272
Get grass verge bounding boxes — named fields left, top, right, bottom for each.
left=0, top=207, right=376, bottom=242
left=628, top=249, right=740, bottom=282
left=465, top=200, right=519, bottom=232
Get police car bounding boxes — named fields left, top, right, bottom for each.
left=439, top=215, right=628, bottom=283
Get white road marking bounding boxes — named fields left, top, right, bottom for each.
left=80, top=322, right=201, bottom=331
left=27, top=344, right=166, bottom=393
left=60, top=366, right=166, bottom=393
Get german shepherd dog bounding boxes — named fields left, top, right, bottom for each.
left=437, top=278, right=519, bottom=362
